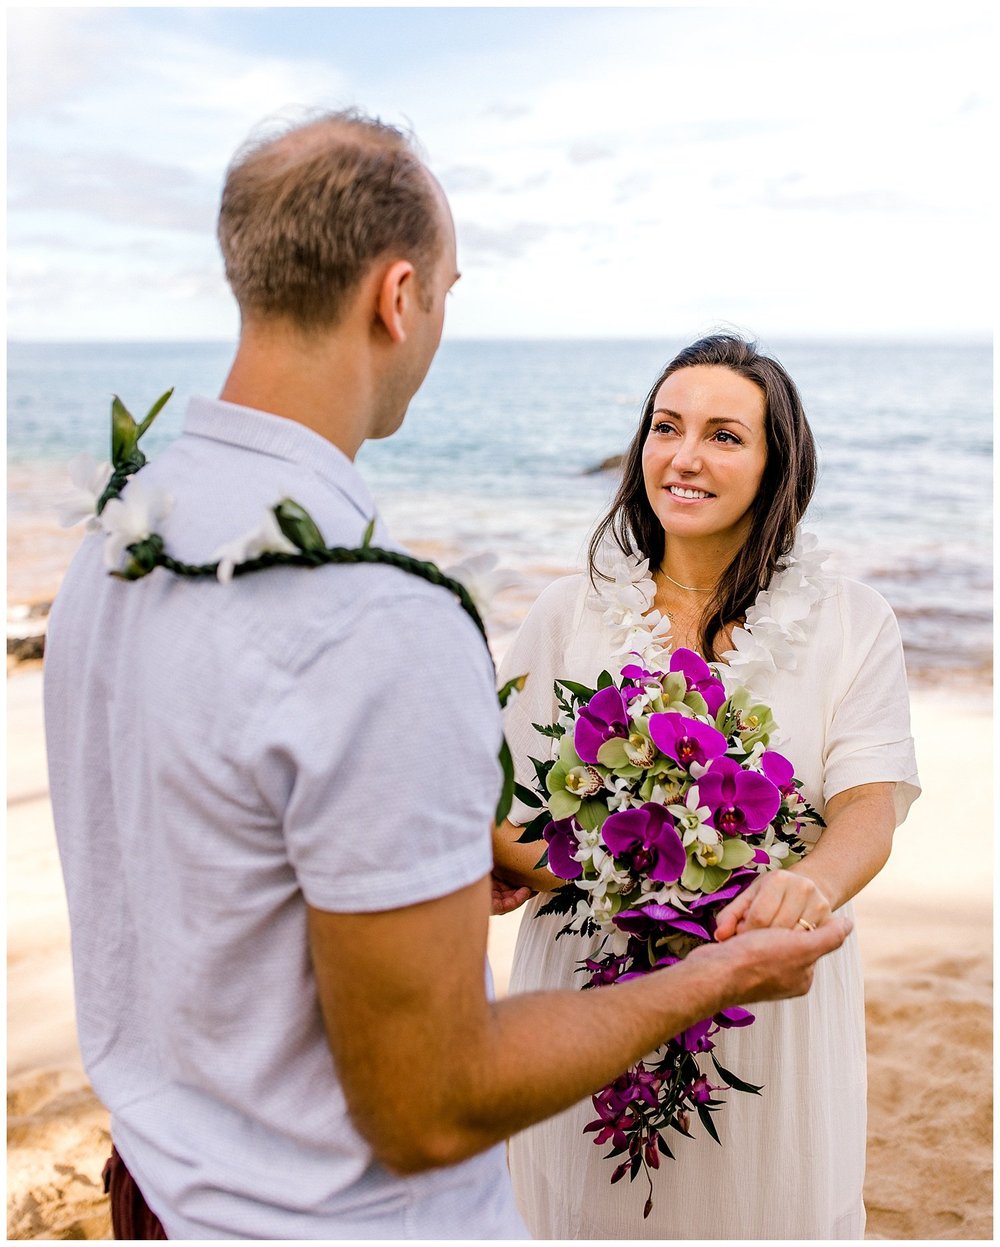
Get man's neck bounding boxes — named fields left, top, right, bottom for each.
left=219, top=322, right=374, bottom=461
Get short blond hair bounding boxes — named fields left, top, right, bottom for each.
left=218, top=110, right=442, bottom=330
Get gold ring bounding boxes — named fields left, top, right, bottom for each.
left=797, top=917, right=816, bottom=932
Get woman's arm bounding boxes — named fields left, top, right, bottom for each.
left=714, top=781, right=895, bottom=938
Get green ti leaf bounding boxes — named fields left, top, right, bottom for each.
left=274, top=498, right=327, bottom=553
left=498, top=673, right=527, bottom=708
left=494, top=737, right=516, bottom=826
left=111, top=396, right=138, bottom=467
left=135, top=387, right=174, bottom=439
left=360, top=515, right=377, bottom=548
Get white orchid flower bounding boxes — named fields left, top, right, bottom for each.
left=212, top=508, right=299, bottom=585
left=442, top=552, right=521, bottom=624
left=669, top=786, right=718, bottom=847
left=100, top=478, right=174, bottom=570
left=58, top=453, right=114, bottom=530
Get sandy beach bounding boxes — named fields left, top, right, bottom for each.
left=7, top=665, right=992, bottom=1239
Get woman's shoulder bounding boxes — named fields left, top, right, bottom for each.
left=817, top=574, right=899, bottom=627
left=521, top=571, right=591, bottom=624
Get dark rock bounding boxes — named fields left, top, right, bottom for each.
left=583, top=454, right=625, bottom=476
left=8, top=633, right=45, bottom=662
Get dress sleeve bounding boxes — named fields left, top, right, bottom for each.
left=822, top=580, right=921, bottom=825
left=497, top=575, right=585, bottom=827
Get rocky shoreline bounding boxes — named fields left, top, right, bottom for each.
left=8, top=603, right=50, bottom=666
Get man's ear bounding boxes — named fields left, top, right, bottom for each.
left=375, top=260, right=416, bottom=343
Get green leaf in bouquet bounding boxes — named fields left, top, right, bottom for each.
left=515, top=809, right=551, bottom=843
left=530, top=755, right=553, bottom=788
left=576, top=799, right=609, bottom=832
left=711, top=1054, right=763, bottom=1095
left=498, top=673, right=527, bottom=708
left=596, top=669, right=614, bottom=690
left=536, top=884, right=579, bottom=918
left=274, top=498, right=327, bottom=553
left=531, top=721, right=564, bottom=739
left=513, top=781, right=543, bottom=809
left=533, top=849, right=550, bottom=870
left=135, top=387, right=174, bottom=439
left=494, top=737, right=516, bottom=826
left=696, top=1103, right=723, bottom=1145
left=554, top=678, right=596, bottom=703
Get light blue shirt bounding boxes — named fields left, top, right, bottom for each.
left=44, top=397, right=528, bottom=1239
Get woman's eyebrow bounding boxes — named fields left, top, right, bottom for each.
left=652, top=408, right=753, bottom=433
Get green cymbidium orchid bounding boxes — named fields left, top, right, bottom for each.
left=723, top=685, right=777, bottom=750
left=680, top=836, right=756, bottom=892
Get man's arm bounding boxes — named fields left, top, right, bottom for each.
left=308, top=875, right=850, bottom=1175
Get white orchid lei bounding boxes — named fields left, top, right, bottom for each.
left=60, top=390, right=525, bottom=823
left=588, top=530, right=829, bottom=738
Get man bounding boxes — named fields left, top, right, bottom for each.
left=44, top=110, right=850, bottom=1239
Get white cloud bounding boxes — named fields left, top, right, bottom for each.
left=5, top=6, right=992, bottom=341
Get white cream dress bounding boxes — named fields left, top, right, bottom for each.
left=498, top=536, right=920, bottom=1241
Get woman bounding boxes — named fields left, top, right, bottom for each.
left=493, top=333, right=920, bottom=1240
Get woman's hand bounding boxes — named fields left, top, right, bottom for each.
left=490, top=871, right=536, bottom=916
left=713, top=870, right=832, bottom=942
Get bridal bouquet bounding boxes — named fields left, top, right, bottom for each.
left=514, top=650, right=822, bottom=1215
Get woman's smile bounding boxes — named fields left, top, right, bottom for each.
left=641, top=365, right=768, bottom=548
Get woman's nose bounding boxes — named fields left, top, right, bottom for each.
left=671, top=437, right=702, bottom=473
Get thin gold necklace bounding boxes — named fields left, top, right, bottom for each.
left=661, top=569, right=714, bottom=594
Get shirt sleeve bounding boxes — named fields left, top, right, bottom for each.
left=822, top=580, right=921, bottom=825
left=497, top=575, right=584, bottom=827
left=250, top=592, right=502, bottom=912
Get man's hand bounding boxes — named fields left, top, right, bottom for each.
left=490, top=871, right=535, bottom=916
left=687, top=914, right=852, bottom=1004
left=713, top=871, right=832, bottom=942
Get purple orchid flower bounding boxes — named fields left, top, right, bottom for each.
left=574, top=685, right=630, bottom=764
left=584, top=954, right=633, bottom=987
left=601, top=805, right=687, bottom=883
left=648, top=711, right=728, bottom=770
left=676, top=1003, right=756, bottom=1053
left=542, top=818, right=583, bottom=879
left=585, top=1069, right=662, bottom=1148
left=761, top=750, right=798, bottom=797
left=687, top=882, right=745, bottom=911
left=677, top=1016, right=717, bottom=1053
left=614, top=903, right=711, bottom=942
left=686, top=1075, right=721, bottom=1105
left=697, top=756, right=781, bottom=835
left=717, top=1006, right=755, bottom=1029
left=669, top=648, right=727, bottom=716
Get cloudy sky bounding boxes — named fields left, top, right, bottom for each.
left=7, top=4, right=993, bottom=342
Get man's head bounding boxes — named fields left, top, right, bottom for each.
left=218, top=109, right=446, bottom=332
left=217, top=109, right=459, bottom=443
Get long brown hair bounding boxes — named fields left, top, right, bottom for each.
left=588, top=333, right=817, bottom=659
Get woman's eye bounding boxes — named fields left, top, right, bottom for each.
left=713, top=429, right=742, bottom=445
left=651, top=421, right=676, bottom=435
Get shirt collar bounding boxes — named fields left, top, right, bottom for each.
left=182, top=395, right=377, bottom=521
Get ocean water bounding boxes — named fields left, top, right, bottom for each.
left=6, top=338, right=992, bottom=681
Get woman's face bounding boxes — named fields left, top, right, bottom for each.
left=641, top=365, right=768, bottom=549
